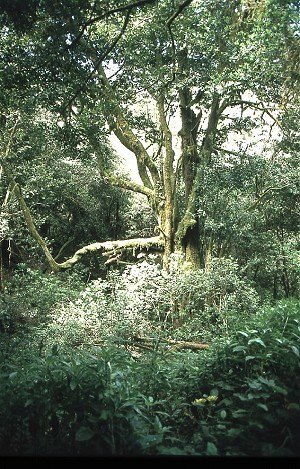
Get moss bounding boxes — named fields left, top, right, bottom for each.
left=175, top=211, right=196, bottom=243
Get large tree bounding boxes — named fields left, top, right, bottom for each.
left=0, top=0, right=299, bottom=272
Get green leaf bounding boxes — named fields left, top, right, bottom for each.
left=232, top=409, right=248, bottom=418
left=70, top=380, right=77, bottom=390
left=248, top=380, right=262, bottom=390
left=248, top=338, right=266, bottom=347
left=206, top=442, right=218, bottom=455
left=100, top=410, right=110, bottom=421
left=158, top=447, right=190, bottom=455
left=132, top=405, right=145, bottom=416
left=216, top=424, right=227, bottom=430
left=232, top=345, right=246, bottom=353
left=218, top=398, right=233, bottom=406
left=228, top=428, right=240, bottom=437
left=139, top=434, right=164, bottom=447
left=288, top=403, right=300, bottom=411
left=273, top=385, right=288, bottom=396
left=234, top=393, right=249, bottom=401
left=218, top=383, right=235, bottom=391
left=245, top=355, right=255, bottom=361
left=75, top=426, right=95, bottom=442
left=257, top=403, right=268, bottom=411
left=290, top=345, right=299, bottom=357
left=258, top=377, right=275, bottom=386
left=220, top=410, right=227, bottom=419
left=120, top=400, right=136, bottom=408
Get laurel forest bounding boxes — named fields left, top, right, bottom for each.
left=0, top=0, right=299, bottom=458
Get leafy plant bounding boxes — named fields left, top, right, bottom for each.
left=0, top=346, right=173, bottom=456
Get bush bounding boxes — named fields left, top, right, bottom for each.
left=0, top=264, right=84, bottom=333
left=36, top=256, right=260, bottom=350
left=101, top=256, right=260, bottom=342
left=42, top=270, right=156, bottom=352
left=169, top=257, right=260, bottom=341
left=0, top=346, right=173, bottom=457
left=1, top=258, right=298, bottom=457
left=184, top=298, right=300, bottom=456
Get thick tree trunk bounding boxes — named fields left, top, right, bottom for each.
left=177, top=82, right=202, bottom=268
left=176, top=85, right=222, bottom=269
left=157, top=93, right=176, bottom=270
left=182, top=225, right=201, bottom=268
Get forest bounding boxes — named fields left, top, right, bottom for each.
left=0, top=0, right=299, bottom=458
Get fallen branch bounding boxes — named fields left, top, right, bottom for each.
left=131, top=336, right=209, bottom=352
left=167, top=339, right=209, bottom=351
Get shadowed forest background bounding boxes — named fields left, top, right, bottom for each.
left=0, top=0, right=299, bottom=457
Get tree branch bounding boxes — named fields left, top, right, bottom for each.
left=9, top=176, right=164, bottom=271
left=63, top=10, right=131, bottom=114
left=165, top=0, right=194, bottom=83
left=218, top=99, right=282, bottom=129
left=93, top=61, right=161, bottom=190
left=131, top=335, right=209, bottom=352
left=54, top=237, right=75, bottom=261
left=2, top=165, right=60, bottom=272
left=84, top=0, right=157, bottom=28
left=0, top=157, right=163, bottom=272
left=57, top=236, right=164, bottom=270
left=166, top=0, right=194, bottom=27
left=249, top=185, right=290, bottom=210
left=100, top=170, right=155, bottom=198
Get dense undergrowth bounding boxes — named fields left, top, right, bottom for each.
left=0, top=260, right=299, bottom=457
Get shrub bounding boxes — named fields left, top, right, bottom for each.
left=169, top=257, right=260, bottom=340
left=0, top=264, right=84, bottom=333
left=42, top=271, right=156, bottom=352
left=0, top=346, right=173, bottom=457
left=184, top=298, right=300, bottom=456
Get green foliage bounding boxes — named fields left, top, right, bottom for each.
left=40, top=269, right=156, bottom=352
left=0, top=255, right=299, bottom=457
left=0, top=346, right=172, bottom=456
left=0, top=0, right=299, bottom=457
left=170, top=257, right=260, bottom=340
left=0, top=264, right=84, bottom=335
left=0, top=109, right=131, bottom=270
left=1, top=295, right=299, bottom=456
left=1, top=257, right=259, bottom=355
left=183, top=298, right=300, bottom=456
left=102, top=257, right=259, bottom=341
left=1, top=0, right=299, bottom=291
left=123, top=192, right=157, bottom=239
left=198, top=148, right=300, bottom=300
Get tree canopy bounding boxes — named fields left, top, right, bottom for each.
left=0, top=1, right=300, bottom=457
left=0, top=0, right=299, bottom=281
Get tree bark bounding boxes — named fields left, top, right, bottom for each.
left=131, top=335, right=209, bottom=352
